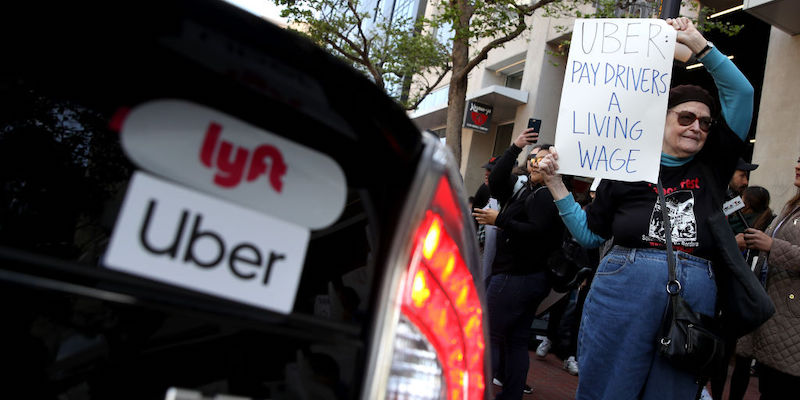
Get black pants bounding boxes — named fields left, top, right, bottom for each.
left=758, top=363, right=800, bottom=399
left=728, top=356, right=752, bottom=400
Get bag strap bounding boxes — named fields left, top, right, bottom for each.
left=657, top=179, right=680, bottom=296
left=656, top=178, right=682, bottom=347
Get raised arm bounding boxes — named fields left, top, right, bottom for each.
left=701, top=48, right=753, bottom=138
left=668, top=17, right=754, bottom=139
left=488, top=128, right=538, bottom=204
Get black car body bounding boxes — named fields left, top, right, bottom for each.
left=0, top=1, right=489, bottom=399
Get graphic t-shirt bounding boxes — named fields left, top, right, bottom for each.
left=584, top=122, right=742, bottom=260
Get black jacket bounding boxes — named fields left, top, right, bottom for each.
left=488, top=145, right=564, bottom=275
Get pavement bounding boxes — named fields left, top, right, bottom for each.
left=489, top=351, right=761, bottom=400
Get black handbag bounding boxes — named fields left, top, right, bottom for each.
left=655, top=179, right=726, bottom=377
left=546, top=232, right=593, bottom=293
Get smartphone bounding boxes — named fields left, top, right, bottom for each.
left=527, top=118, right=541, bottom=143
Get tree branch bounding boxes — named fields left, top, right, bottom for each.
left=405, top=66, right=452, bottom=110
left=325, top=37, right=365, bottom=64
left=347, top=0, right=372, bottom=59
left=459, top=0, right=561, bottom=79
left=458, top=14, right=523, bottom=79
left=516, top=0, right=561, bottom=15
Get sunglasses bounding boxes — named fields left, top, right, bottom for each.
left=529, top=156, right=545, bottom=165
left=668, top=110, right=713, bottom=132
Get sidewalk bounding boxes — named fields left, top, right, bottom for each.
left=489, top=351, right=761, bottom=400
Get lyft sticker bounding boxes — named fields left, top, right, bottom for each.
left=103, top=171, right=309, bottom=314
left=119, top=99, right=346, bottom=229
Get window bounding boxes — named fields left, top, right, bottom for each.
left=492, top=123, right=514, bottom=156
left=504, top=70, right=523, bottom=90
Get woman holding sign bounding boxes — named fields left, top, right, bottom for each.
left=537, top=17, right=754, bottom=399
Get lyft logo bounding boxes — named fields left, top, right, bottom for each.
left=104, top=172, right=309, bottom=314
left=118, top=99, right=347, bottom=229
left=199, top=122, right=288, bottom=192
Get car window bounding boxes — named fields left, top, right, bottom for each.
left=0, top=1, right=424, bottom=398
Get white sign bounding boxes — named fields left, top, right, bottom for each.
left=554, top=19, right=677, bottom=184
left=119, top=99, right=347, bottom=229
left=104, top=171, right=310, bottom=314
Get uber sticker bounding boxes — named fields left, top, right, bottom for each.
left=103, top=171, right=309, bottom=314
left=119, top=99, right=346, bottom=230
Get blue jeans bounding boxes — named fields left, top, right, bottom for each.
left=487, top=272, right=550, bottom=400
left=576, top=246, right=716, bottom=400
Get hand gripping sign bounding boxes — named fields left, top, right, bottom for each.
left=554, top=19, right=677, bottom=184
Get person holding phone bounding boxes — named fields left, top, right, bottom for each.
left=536, top=17, right=754, bottom=399
left=472, top=127, right=564, bottom=400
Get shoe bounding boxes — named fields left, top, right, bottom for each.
left=563, top=356, right=579, bottom=376
left=535, top=337, right=551, bottom=358
left=492, top=378, right=532, bottom=394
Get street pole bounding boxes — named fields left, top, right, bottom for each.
left=659, top=0, right=681, bottom=19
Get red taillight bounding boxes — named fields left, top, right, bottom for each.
left=108, top=107, right=131, bottom=132
left=389, top=175, right=485, bottom=400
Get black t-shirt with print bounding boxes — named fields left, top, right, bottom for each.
left=585, top=121, right=743, bottom=260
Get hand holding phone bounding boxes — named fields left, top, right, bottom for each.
left=527, top=118, right=541, bottom=143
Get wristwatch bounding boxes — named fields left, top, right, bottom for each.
left=696, top=41, right=714, bottom=59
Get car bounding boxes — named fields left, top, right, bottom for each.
left=0, top=1, right=489, bottom=399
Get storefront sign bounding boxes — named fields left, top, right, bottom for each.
left=464, top=101, right=493, bottom=133
left=553, top=19, right=676, bottom=183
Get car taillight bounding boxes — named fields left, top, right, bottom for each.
left=385, top=175, right=485, bottom=400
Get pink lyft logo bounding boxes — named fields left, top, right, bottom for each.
left=199, top=122, right=288, bottom=192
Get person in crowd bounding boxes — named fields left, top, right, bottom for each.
left=738, top=157, right=800, bottom=399
left=537, top=187, right=595, bottom=376
left=728, top=158, right=760, bottom=235
left=742, top=186, right=776, bottom=230
left=734, top=186, right=776, bottom=250
left=536, top=17, right=754, bottom=399
left=559, top=191, right=599, bottom=377
left=473, top=133, right=564, bottom=400
left=535, top=294, right=565, bottom=359
left=481, top=152, right=538, bottom=395
left=475, top=157, right=499, bottom=287
left=729, top=158, right=758, bottom=196
left=473, top=157, right=497, bottom=211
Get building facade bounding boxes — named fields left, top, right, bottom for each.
left=409, top=0, right=799, bottom=205
left=744, top=0, right=800, bottom=209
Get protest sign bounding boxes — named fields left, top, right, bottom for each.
left=554, top=19, right=676, bottom=184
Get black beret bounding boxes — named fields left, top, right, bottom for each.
left=667, top=84, right=716, bottom=114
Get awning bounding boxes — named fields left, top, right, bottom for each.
left=410, top=85, right=528, bottom=130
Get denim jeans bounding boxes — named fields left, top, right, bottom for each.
left=576, top=246, right=716, bottom=400
left=487, top=271, right=550, bottom=400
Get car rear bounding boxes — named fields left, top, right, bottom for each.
left=0, top=1, right=489, bottom=399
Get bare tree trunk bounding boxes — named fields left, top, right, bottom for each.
left=444, top=1, right=472, bottom=171
left=445, top=70, right=467, bottom=169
